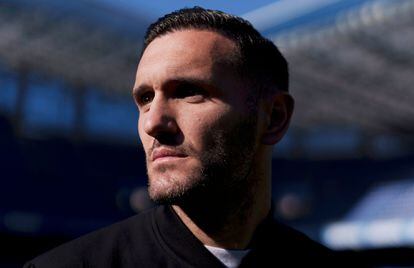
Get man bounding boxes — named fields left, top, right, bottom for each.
left=25, top=7, right=340, bottom=267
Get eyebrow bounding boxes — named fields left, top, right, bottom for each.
left=132, top=77, right=218, bottom=96
left=132, top=84, right=152, bottom=97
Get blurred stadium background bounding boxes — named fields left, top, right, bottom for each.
left=1, top=0, right=414, bottom=267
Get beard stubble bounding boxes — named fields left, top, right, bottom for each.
left=146, top=110, right=260, bottom=228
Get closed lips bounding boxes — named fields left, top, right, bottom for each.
left=152, top=149, right=187, bottom=161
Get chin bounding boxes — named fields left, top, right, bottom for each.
left=147, top=171, right=206, bottom=205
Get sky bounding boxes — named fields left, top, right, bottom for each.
left=13, top=0, right=371, bottom=35
left=93, top=0, right=367, bottom=34
left=96, top=0, right=280, bottom=19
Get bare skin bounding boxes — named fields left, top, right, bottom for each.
left=133, top=29, right=293, bottom=249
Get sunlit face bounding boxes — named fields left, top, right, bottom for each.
left=133, top=30, right=260, bottom=204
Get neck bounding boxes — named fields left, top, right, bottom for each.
left=172, top=157, right=272, bottom=249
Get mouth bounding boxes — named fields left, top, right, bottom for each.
left=151, top=148, right=188, bottom=162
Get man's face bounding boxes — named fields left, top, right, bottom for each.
left=133, top=30, right=260, bottom=204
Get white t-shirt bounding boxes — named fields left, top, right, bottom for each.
left=204, top=245, right=251, bottom=268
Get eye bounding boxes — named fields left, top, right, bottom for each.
left=137, top=91, right=154, bottom=106
left=175, top=84, right=207, bottom=101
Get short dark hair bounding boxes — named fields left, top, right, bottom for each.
left=143, top=6, right=289, bottom=95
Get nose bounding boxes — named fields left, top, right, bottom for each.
left=142, top=96, right=178, bottom=139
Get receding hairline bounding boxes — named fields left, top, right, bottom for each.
left=142, top=27, right=242, bottom=61
left=141, top=28, right=244, bottom=77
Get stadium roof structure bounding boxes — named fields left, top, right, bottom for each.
left=1, top=0, right=414, bottom=141
left=0, top=0, right=149, bottom=93
left=251, top=0, right=414, bottom=140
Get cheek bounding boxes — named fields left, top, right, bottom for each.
left=179, top=105, right=235, bottom=149
left=137, top=116, right=150, bottom=149
left=137, top=116, right=143, bottom=137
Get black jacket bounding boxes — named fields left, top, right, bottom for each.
left=24, top=205, right=339, bottom=267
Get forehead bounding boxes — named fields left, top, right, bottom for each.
left=136, top=29, right=239, bottom=81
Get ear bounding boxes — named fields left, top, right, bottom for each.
left=261, top=92, right=294, bottom=145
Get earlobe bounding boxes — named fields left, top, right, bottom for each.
left=261, top=92, right=294, bottom=145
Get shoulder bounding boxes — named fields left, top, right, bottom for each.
left=272, top=220, right=332, bottom=254
left=242, top=217, right=337, bottom=266
left=24, top=208, right=157, bottom=268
